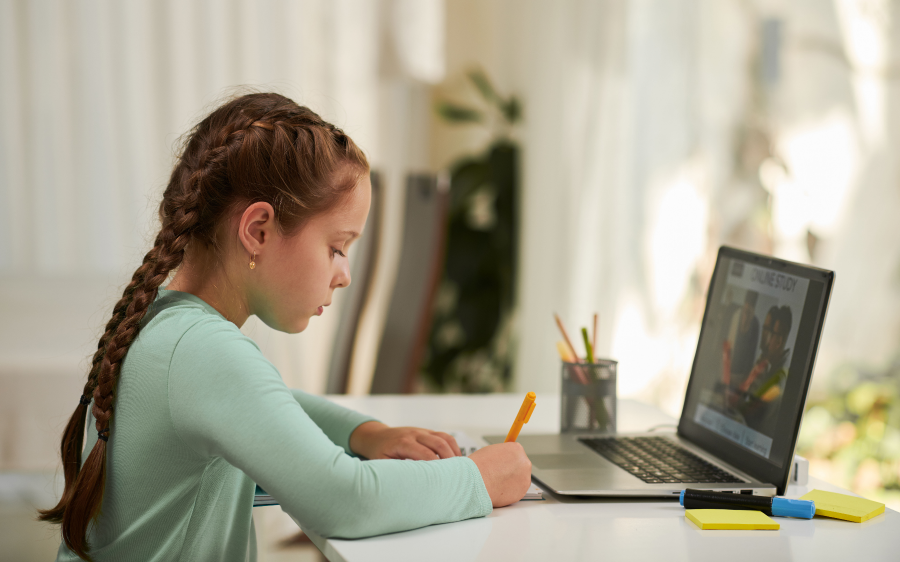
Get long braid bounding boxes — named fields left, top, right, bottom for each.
left=40, top=284, right=143, bottom=525
left=39, top=93, right=370, bottom=560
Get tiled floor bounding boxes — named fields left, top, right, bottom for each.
left=1, top=472, right=324, bottom=561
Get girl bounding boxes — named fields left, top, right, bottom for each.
left=39, top=93, right=531, bottom=561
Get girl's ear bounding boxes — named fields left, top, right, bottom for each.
left=237, top=202, right=278, bottom=258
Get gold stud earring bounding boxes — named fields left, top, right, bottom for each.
left=249, top=252, right=256, bottom=270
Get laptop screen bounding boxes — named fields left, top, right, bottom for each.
left=678, top=247, right=833, bottom=494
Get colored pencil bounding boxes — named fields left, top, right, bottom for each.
left=554, top=313, right=581, bottom=363
left=581, top=327, right=595, bottom=364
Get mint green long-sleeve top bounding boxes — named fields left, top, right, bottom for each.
left=56, top=289, right=492, bottom=561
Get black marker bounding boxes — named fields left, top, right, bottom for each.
left=680, top=489, right=815, bottom=519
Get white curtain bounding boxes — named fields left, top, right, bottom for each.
left=462, top=0, right=900, bottom=416
left=0, top=0, right=386, bottom=274
left=458, top=0, right=748, bottom=412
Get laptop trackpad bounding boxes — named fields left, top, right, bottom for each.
left=531, top=454, right=604, bottom=470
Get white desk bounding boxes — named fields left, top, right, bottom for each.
left=305, top=394, right=897, bottom=562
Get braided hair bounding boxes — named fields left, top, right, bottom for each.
left=38, top=93, right=368, bottom=560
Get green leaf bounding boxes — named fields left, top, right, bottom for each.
left=501, top=96, right=522, bottom=124
left=435, top=102, right=484, bottom=123
left=468, top=69, right=498, bottom=103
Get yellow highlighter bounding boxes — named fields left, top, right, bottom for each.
left=505, top=392, right=537, bottom=442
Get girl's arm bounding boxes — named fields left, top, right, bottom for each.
left=292, top=373, right=464, bottom=461
left=288, top=389, right=374, bottom=455
left=168, top=319, right=493, bottom=539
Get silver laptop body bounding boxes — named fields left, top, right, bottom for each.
left=487, top=247, right=834, bottom=498
left=484, top=431, right=775, bottom=497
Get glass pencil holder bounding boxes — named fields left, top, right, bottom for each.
left=560, top=359, right=617, bottom=434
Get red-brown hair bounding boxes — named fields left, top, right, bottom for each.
left=38, top=92, right=369, bottom=560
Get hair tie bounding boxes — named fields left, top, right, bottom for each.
left=97, top=428, right=110, bottom=442
left=79, top=395, right=92, bottom=406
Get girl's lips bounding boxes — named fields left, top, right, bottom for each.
left=316, top=306, right=324, bottom=316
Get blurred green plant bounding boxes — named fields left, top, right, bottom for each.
left=421, top=70, right=521, bottom=392
left=797, top=358, right=900, bottom=510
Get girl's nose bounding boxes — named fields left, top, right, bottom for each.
left=334, top=261, right=351, bottom=288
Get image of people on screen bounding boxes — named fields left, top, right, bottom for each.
left=719, top=304, right=794, bottom=432
left=693, top=259, right=810, bottom=459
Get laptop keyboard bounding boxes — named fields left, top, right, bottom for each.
left=579, top=436, right=745, bottom=484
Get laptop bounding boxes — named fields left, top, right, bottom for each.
left=486, top=246, right=834, bottom=497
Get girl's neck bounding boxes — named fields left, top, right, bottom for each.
left=167, top=250, right=251, bottom=327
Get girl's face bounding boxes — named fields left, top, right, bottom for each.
left=251, top=175, right=372, bottom=333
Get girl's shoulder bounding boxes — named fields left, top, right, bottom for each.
left=145, top=290, right=280, bottom=405
left=138, top=289, right=260, bottom=356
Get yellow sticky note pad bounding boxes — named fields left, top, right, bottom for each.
left=686, top=509, right=779, bottom=530
left=799, top=489, right=885, bottom=523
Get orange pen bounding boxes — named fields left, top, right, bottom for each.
left=505, top=392, right=537, bottom=442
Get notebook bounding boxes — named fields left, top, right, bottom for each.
left=486, top=246, right=834, bottom=498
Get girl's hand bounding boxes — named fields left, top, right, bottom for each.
left=349, top=421, right=462, bottom=460
left=468, top=442, right=532, bottom=507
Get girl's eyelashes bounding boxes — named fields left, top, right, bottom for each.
left=331, top=247, right=346, bottom=258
